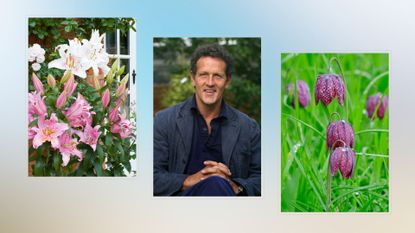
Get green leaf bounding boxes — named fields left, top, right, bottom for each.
left=96, top=144, right=105, bottom=161
left=94, top=160, right=103, bottom=176
left=33, top=160, right=44, bottom=176
left=105, top=134, right=112, bottom=145
left=53, top=153, right=61, bottom=171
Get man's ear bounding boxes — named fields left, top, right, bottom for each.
left=225, top=75, right=232, bottom=87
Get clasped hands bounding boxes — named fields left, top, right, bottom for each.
left=182, top=160, right=239, bottom=194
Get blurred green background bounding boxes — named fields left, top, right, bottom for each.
left=281, top=53, right=389, bottom=212
left=153, top=38, right=261, bottom=123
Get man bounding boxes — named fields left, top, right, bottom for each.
left=154, top=43, right=261, bottom=196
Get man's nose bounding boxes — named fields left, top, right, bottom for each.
left=206, top=75, right=214, bottom=86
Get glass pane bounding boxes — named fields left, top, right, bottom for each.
left=120, top=59, right=130, bottom=76
left=120, top=59, right=131, bottom=112
left=105, top=31, right=117, bottom=54
left=120, top=30, right=130, bottom=55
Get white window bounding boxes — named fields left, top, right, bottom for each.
left=104, top=26, right=137, bottom=176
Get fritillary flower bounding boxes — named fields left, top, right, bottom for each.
left=366, top=93, right=388, bottom=120
left=315, top=74, right=345, bottom=106
left=287, top=80, right=311, bottom=108
left=326, top=120, right=354, bottom=150
left=329, top=146, right=356, bottom=179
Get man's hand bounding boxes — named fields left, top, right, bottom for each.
left=182, top=160, right=240, bottom=194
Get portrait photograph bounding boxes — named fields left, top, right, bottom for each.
left=153, top=38, right=261, bottom=196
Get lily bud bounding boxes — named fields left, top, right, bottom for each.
left=366, top=93, right=388, bottom=120
left=330, top=146, right=356, bottom=179
left=314, top=74, right=345, bottom=106
left=101, top=88, right=110, bottom=109
left=32, top=73, right=44, bottom=95
left=64, top=75, right=77, bottom=96
left=109, top=107, right=119, bottom=123
left=47, top=74, right=56, bottom=88
left=116, top=82, right=126, bottom=97
left=60, top=70, right=72, bottom=84
left=56, top=90, right=68, bottom=109
left=326, top=120, right=354, bottom=150
left=287, top=80, right=311, bottom=108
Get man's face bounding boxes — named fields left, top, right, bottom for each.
left=191, top=56, right=231, bottom=107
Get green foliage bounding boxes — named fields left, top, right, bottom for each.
left=155, top=38, right=260, bottom=122
left=281, top=53, right=389, bottom=212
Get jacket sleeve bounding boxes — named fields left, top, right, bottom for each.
left=232, top=119, right=261, bottom=196
left=153, top=111, right=188, bottom=196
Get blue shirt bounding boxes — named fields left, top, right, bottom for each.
left=184, top=97, right=228, bottom=175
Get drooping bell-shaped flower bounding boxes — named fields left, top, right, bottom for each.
left=326, top=120, right=354, bottom=150
left=366, top=93, right=388, bottom=120
left=287, top=80, right=311, bottom=108
left=329, top=146, right=356, bottom=178
left=314, top=74, right=345, bottom=106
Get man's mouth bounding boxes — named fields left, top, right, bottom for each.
left=203, top=89, right=216, bottom=95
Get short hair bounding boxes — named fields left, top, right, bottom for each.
left=190, top=43, right=234, bottom=78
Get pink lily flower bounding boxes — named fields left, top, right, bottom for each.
left=56, top=90, right=68, bottom=109
left=32, top=73, right=44, bottom=95
left=32, top=113, right=69, bottom=149
left=111, top=114, right=133, bottom=139
left=28, top=92, right=47, bottom=123
left=58, top=130, right=83, bottom=166
left=101, top=88, right=110, bottom=109
left=63, top=93, right=94, bottom=128
left=76, top=124, right=101, bottom=151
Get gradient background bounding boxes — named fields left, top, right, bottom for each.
left=1, top=0, right=414, bottom=232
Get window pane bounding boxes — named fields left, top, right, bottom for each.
left=120, top=59, right=130, bottom=76
left=105, top=31, right=117, bottom=54
left=120, top=30, right=130, bottom=55
left=120, top=59, right=131, bottom=114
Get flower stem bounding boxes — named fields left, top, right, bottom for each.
left=326, top=163, right=332, bottom=212
left=329, top=57, right=348, bottom=121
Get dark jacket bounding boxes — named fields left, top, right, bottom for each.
left=153, top=96, right=261, bottom=196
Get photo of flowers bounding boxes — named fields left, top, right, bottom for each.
left=28, top=18, right=137, bottom=176
left=281, top=53, right=389, bottom=212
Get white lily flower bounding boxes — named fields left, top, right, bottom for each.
left=48, top=38, right=88, bottom=78
left=80, top=30, right=110, bottom=76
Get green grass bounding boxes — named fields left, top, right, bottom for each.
left=281, top=53, right=389, bottom=212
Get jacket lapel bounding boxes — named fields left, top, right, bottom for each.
left=176, top=99, right=193, bottom=169
left=222, top=106, right=240, bottom=165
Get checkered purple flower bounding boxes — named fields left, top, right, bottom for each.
left=326, top=120, right=354, bottom=150
left=330, top=146, right=356, bottom=179
left=315, top=74, right=345, bottom=106
left=287, top=80, right=311, bottom=108
left=366, top=93, right=388, bottom=120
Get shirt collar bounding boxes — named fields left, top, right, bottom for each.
left=190, top=95, right=228, bottom=120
